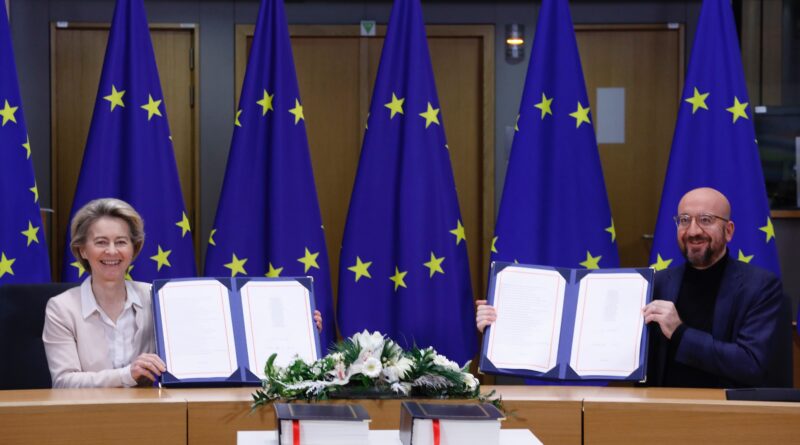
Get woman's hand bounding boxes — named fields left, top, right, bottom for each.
left=130, top=353, right=166, bottom=383
left=475, top=300, right=497, bottom=333
left=314, top=310, right=323, bottom=333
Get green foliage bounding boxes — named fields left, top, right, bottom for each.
left=251, top=331, right=493, bottom=408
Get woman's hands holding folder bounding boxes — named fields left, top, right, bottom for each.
left=314, top=310, right=323, bottom=333
left=475, top=300, right=497, bottom=333
left=130, top=353, right=166, bottom=384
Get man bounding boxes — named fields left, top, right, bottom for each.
left=642, top=187, right=791, bottom=387
left=476, top=187, right=792, bottom=387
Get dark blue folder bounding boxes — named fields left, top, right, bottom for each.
left=152, top=277, right=321, bottom=387
left=479, top=262, right=653, bottom=382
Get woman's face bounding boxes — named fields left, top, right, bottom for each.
left=79, top=216, right=134, bottom=283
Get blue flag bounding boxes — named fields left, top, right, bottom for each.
left=204, top=0, right=335, bottom=348
left=493, top=0, right=619, bottom=271
left=649, top=0, right=779, bottom=278
left=62, top=0, right=196, bottom=282
left=0, top=0, right=50, bottom=284
left=337, top=0, right=476, bottom=365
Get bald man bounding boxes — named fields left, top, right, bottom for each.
left=642, top=187, right=791, bottom=387
left=476, top=187, right=792, bottom=387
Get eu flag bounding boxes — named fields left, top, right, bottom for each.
left=0, top=0, right=50, bottom=284
left=493, top=0, right=619, bottom=271
left=62, top=0, right=196, bottom=282
left=203, top=0, right=336, bottom=348
left=649, top=0, right=780, bottom=278
left=337, top=0, right=476, bottom=365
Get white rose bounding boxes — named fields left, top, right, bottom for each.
left=391, top=382, right=412, bottom=395
left=362, top=357, right=383, bottom=378
left=462, top=373, right=478, bottom=391
left=383, top=365, right=401, bottom=383
left=394, top=357, right=413, bottom=377
left=328, top=362, right=351, bottom=385
left=359, top=331, right=385, bottom=355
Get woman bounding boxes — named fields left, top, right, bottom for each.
left=43, top=198, right=323, bottom=388
left=43, top=198, right=165, bottom=387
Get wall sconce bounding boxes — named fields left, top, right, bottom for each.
left=505, top=24, right=525, bottom=62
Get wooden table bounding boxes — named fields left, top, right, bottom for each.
left=1, top=386, right=798, bottom=444
left=167, top=386, right=583, bottom=445
left=0, top=388, right=186, bottom=445
left=583, top=394, right=800, bottom=444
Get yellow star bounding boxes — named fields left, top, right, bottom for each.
left=265, top=262, right=283, bottom=278
left=419, top=102, right=440, bottom=128
left=684, top=87, right=709, bottom=114
left=175, top=212, right=191, bottom=237
left=208, top=228, right=217, bottom=246
left=759, top=217, right=775, bottom=242
left=650, top=254, right=673, bottom=271
left=140, top=94, right=163, bottom=121
left=150, top=245, right=172, bottom=271
left=297, top=247, right=319, bottom=273
left=289, top=98, right=305, bottom=124
left=0, top=100, right=18, bottom=126
left=235, top=109, right=242, bottom=127
left=579, top=251, right=602, bottom=269
left=0, top=253, right=16, bottom=278
left=20, top=221, right=40, bottom=246
left=384, top=93, right=405, bottom=119
left=70, top=260, right=86, bottom=278
left=224, top=253, right=248, bottom=277
left=605, top=219, right=616, bottom=243
left=22, top=135, right=31, bottom=159
left=103, top=85, right=126, bottom=112
left=726, top=97, right=749, bottom=123
left=491, top=236, right=498, bottom=254
left=257, top=89, right=274, bottom=116
left=347, top=256, right=372, bottom=282
left=569, top=102, right=591, bottom=128
left=737, top=249, right=754, bottom=263
left=449, top=220, right=466, bottom=245
left=389, top=267, right=408, bottom=291
left=423, top=252, right=445, bottom=278
left=534, top=92, right=553, bottom=119
left=125, top=265, right=134, bottom=281
left=30, top=183, right=39, bottom=203
left=514, top=114, right=519, bottom=132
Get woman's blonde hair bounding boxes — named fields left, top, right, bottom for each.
left=70, top=198, right=145, bottom=273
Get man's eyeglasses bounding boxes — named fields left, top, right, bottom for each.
left=673, top=213, right=730, bottom=229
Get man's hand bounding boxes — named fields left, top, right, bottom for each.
left=642, top=300, right=682, bottom=339
left=475, top=300, right=497, bottom=333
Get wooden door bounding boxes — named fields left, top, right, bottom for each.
left=576, top=25, right=684, bottom=267
left=51, top=24, right=199, bottom=278
left=235, top=25, right=495, bottom=308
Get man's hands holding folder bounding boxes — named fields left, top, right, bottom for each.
left=642, top=300, right=682, bottom=339
left=475, top=300, right=496, bottom=333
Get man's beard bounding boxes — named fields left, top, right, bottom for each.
left=681, top=234, right=717, bottom=268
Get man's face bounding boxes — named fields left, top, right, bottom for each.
left=676, top=189, right=734, bottom=269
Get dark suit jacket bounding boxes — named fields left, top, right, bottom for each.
left=647, top=258, right=793, bottom=388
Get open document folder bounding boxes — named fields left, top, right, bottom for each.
left=152, top=277, right=321, bottom=386
left=479, top=262, right=654, bottom=382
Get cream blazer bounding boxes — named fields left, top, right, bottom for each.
left=42, top=279, right=155, bottom=388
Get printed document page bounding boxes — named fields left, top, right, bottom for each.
left=486, top=266, right=565, bottom=372
left=569, top=273, right=649, bottom=377
left=157, top=279, right=238, bottom=379
left=240, top=280, right=318, bottom=378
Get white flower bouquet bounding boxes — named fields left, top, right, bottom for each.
left=252, top=330, right=483, bottom=406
